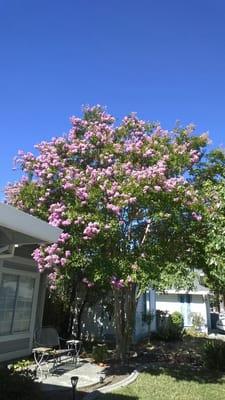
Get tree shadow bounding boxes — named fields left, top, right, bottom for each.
left=143, top=364, right=225, bottom=385
left=136, top=334, right=225, bottom=384
left=91, top=391, right=138, bottom=400
left=42, top=388, right=138, bottom=400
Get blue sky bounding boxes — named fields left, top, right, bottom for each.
left=1, top=0, right=225, bottom=196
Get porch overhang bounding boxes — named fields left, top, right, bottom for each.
left=0, top=203, right=62, bottom=249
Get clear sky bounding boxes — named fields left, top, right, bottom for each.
left=1, top=0, right=225, bottom=196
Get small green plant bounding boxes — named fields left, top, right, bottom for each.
left=92, top=343, right=108, bottom=364
left=190, top=312, right=205, bottom=331
left=184, top=327, right=206, bottom=338
left=157, top=311, right=184, bottom=341
left=170, top=311, right=184, bottom=339
left=203, top=340, right=225, bottom=371
left=9, top=359, right=35, bottom=377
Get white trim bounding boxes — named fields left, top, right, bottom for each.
left=0, top=203, right=62, bottom=244
left=0, top=349, right=31, bottom=362
left=0, top=333, right=30, bottom=343
left=0, top=265, right=38, bottom=279
left=28, top=272, right=40, bottom=352
left=160, top=289, right=210, bottom=295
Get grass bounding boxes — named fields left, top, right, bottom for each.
left=96, top=365, right=225, bottom=400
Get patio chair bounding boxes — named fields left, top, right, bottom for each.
left=33, top=327, right=79, bottom=373
left=34, top=326, right=66, bottom=350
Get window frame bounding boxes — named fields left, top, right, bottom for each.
left=0, top=263, right=40, bottom=342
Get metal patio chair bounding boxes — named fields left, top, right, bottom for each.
left=33, top=327, right=81, bottom=378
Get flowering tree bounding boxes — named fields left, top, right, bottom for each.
left=6, top=106, right=209, bottom=361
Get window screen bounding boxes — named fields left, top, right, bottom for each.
left=0, top=273, right=35, bottom=336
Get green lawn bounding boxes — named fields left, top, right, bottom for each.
left=97, top=366, right=225, bottom=400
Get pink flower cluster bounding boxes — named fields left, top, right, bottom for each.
left=106, top=203, right=120, bottom=216
left=191, top=212, right=202, bottom=222
left=83, top=222, right=100, bottom=240
left=111, top=276, right=125, bottom=289
left=32, top=232, right=71, bottom=272
left=48, top=203, right=72, bottom=227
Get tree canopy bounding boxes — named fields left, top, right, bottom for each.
left=6, top=106, right=209, bottom=292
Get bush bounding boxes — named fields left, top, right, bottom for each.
left=203, top=340, right=225, bottom=371
left=0, top=366, right=41, bottom=400
left=157, top=311, right=184, bottom=341
left=92, top=343, right=108, bottom=364
left=184, top=327, right=206, bottom=338
left=170, top=311, right=184, bottom=339
left=190, top=312, right=205, bottom=331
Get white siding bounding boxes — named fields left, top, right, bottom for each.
left=156, top=294, right=180, bottom=313
left=156, top=293, right=209, bottom=332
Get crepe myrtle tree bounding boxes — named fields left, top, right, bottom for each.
left=6, top=106, right=209, bottom=361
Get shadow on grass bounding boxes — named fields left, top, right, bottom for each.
left=144, top=365, right=225, bottom=385
left=42, top=388, right=138, bottom=400
left=93, top=391, right=138, bottom=400
left=116, top=334, right=225, bottom=386
left=42, top=387, right=83, bottom=400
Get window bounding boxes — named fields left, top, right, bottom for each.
left=179, top=294, right=191, bottom=303
left=0, top=273, right=35, bottom=336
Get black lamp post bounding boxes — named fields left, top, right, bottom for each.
left=71, top=376, right=79, bottom=400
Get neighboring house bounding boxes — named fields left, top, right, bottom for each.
left=81, top=288, right=157, bottom=343
left=0, top=203, right=61, bottom=361
left=156, top=276, right=211, bottom=332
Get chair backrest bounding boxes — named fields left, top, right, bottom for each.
left=35, top=327, right=60, bottom=348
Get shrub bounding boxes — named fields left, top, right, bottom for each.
left=170, top=311, right=184, bottom=339
left=203, top=340, right=225, bottom=371
left=184, top=327, right=206, bottom=338
left=9, top=359, right=35, bottom=377
left=190, top=312, right=205, bottom=331
left=157, top=311, right=184, bottom=341
left=0, top=366, right=41, bottom=400
left=92, top=343, right=108, bottom=364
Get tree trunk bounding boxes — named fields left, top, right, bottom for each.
left=67, top=282, right=77, bottom=337
left=76, top=293, right=88, bottom=339
left=113, top=283, right=137, bottom=364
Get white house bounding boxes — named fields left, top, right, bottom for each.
left=0, top=203, right=62, bottom=361
left=156, top=277, right=211, bottom=332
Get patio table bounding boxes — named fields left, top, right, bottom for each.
left=32, top=346, right=52, bottom=381
left=66, top=339, right=82, bottom=365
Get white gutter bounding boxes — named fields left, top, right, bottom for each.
left=160, top=289, right=210, bottom=295
left=0, top=203, right=62, bottom=244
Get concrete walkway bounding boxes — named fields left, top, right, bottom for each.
left=208, top=331, right=225, bottom=341
left=39, top=358, right=106, bottom=393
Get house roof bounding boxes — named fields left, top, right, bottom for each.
left=0, top=203, right=62, bottom=246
